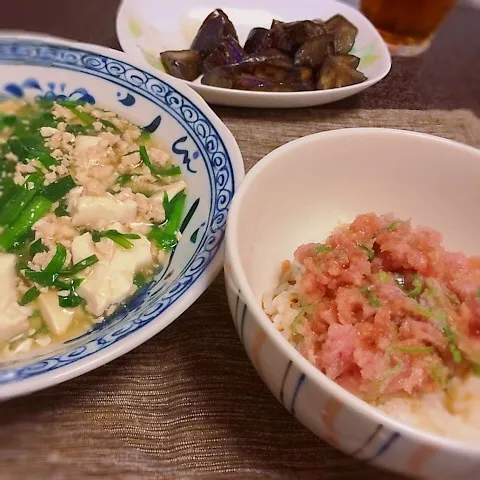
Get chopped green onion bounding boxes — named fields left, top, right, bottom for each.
left=291, top=305, right=314, bottom=336
left=378, top=271, right=391, bottom=283
left=449, top=343, right=462, bottom=364
left=40, top=175, right=75, bottom=202
left=18, top=286, right=40, bottom=306
left=378, top=362, right=403, bottom=383
left=0, top=196, right=52, bottom=251
left=416, top=306, right=447, bottom=321
left=60, top=255, right=98, bottom=276
left=148, top=191, right=186, bottom=251
left=0, top=172, right=44, bottom=226
left=441, top=320, right=462, bottom=364
left=358, top=244, right=375, bottom=260
left=387, top=221, right=401, bottom=231
left=360, top=285, right=381, bottom=308
left=139, top=131, right=151, bottom=142
left=139, top=145, right=181, bottom=177
left=431, top=364, right=448, bottom=388
left=29, top=238, right=46, bottom=256
left=315, top=244, right=333, bottom=253
left=405, top=273, right=424, bottom=298
left=391, top=345, right=435, bottom=355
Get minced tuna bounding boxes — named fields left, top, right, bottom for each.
left=263, top=213, right=480, bottom=403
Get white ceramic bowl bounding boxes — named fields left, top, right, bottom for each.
left=224, top=129, right=480, bottom=478
left=116, top=0, right=391, bottom=108
left=0, top=33, right=244, bottom=399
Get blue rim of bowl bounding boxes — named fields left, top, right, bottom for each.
left=0, top=37, right=242, bottom=392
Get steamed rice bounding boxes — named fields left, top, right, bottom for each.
left=263, top=213, right=480, bottom=443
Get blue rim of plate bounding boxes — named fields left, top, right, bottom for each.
left=0, top=38, right=237, bottom=385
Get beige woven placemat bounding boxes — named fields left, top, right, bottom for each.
left=0, top=109, right=479, bottom=480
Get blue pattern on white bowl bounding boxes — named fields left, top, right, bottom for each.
left=0, top=38, right=241, bottom=389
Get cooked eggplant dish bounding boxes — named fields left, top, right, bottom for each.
left=159, top=9, right=367, bottom=92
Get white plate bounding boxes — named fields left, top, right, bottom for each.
left=116, top=0, right=392, bottom=108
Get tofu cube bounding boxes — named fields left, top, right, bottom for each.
left=70, top=195, right=137, bottom=229
left=37, top=291, right=75, bottom=336
left=0, top=253, right=31, bottom=343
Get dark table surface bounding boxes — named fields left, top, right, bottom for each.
left=1, top=1, right=479, bottom=479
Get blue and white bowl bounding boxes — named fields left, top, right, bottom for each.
left=0, top=33, right=244, bottom=399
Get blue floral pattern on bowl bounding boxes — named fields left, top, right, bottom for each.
left=0, top=36, right=243, bottom=395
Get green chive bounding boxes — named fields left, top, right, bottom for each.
left=0, top=172, right=44, bottom=226
left=148, top=191, right=186, bottom=251
left=29, top=238, right=46, bottom=256
left=58, top=278, right=85, bottom=308
left=19, top=286, right=41, bottom=306
left=0, top=196, right=52, bottom=251
left=358, top=244, right=375, bottom=260
left=60, top=255, right=98, bottom=276
left=101, top=230, right=139, bottom=249
left=139, top=145, right=181, bottom=177
left=40, top=175, right=76, bottom=202
left=24, top=243, right=67, bottom=286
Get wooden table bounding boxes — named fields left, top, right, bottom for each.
left=1, top=2, right=479, bottom=479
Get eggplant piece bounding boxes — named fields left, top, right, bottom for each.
left=334, top=54, right=361, bottom=69
left=244, top=27, right=273, bottom=54
left=294, top=34, right=333, bottom=68
left=202, top=60, right=314, bottom=92
left=160, top=49, right=203, bottom=81
left=317, top=56, right=367, bottom=90
left=201, top=66, right=234, bottom=88
left=246, top=48, right=293, bottom=68
left=233, top=74, right=306, bottom=92
left=232, top=74, right=276, bottom=91
left=250, top=64, right=315, bottom=91
left=190, top=9, right=238, bottom=57
left=203, top=35, right=246, bottom=72
left=271, top=20, right=326, bottom=54
left=324, top=14, right=358, bottom=55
